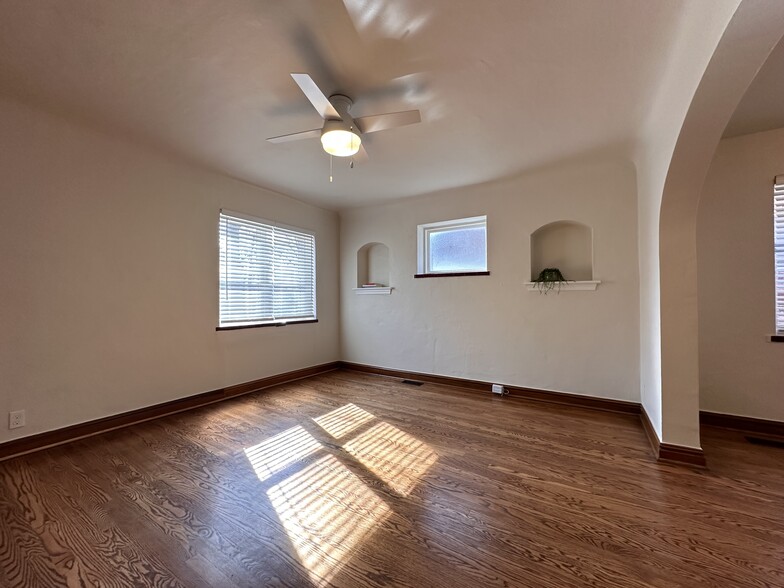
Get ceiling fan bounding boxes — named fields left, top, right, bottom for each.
left=267, top=73, right=422, bottom=161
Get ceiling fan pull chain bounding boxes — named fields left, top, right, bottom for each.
left=329, top=154, right=333, bottom=183
left=349, top=125, right=356, bottom=168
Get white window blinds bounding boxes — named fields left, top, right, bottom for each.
left=219, top=210, right=316, bottom=326
left=775, top=177, right=784, bottom=333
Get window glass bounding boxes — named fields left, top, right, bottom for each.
left=417, top=216, right=487, bottom=274
left=428, top=225, right=487, bottom=272
left=219, top=211, right=316, bottom=326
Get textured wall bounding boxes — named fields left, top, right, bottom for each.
left=0, top=97, right=340, bottom=443
left=698, top=128, right=784, bottom=421
left=341, top=159, right=640, bottom=402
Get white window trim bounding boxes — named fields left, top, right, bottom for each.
left=221, top=209, right=315, bottom=238
left=416, top=215, right=487, bottom=274
left=218, top=209, right=317, bottom=328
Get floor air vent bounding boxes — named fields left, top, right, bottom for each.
left=401, top=379, right=424, bottom=386
left=745, top=436, right=784, bottom=448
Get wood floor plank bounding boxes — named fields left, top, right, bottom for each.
left=2, top=454, right=190, bottom=588
left=83, top=432, right=314, bottom=588
left=1, top=371, right=783, bottom=587
left=0, top=480, right=65, bottom=587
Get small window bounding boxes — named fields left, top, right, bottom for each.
left=774, top=177, right=784, bottom=333
left=218, top=210, right=316, bottom=328
left=416, top=215, right=487, bottom=275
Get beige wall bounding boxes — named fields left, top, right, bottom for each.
left=698, top=128, right=784, bottom=421
left=340, top=159, right=640, bottom=402
left=0, top=97, right=340, bottom=443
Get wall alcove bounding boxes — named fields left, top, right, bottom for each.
left=527, top=221, right=600, bottom=291
left=355, top=242, right=393, bottom=294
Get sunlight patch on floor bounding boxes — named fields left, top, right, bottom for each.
left=248, top=405, right=436, bottom=582
left=244, top=425, right=321, bottom=482
left=268, top=453, right=391, bottom=586
left=313, top=403, right=375, bottom=439
left=344, top=421, right=438, bottom=496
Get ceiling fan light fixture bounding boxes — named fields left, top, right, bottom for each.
left=321, top=121, right=361, bottom=157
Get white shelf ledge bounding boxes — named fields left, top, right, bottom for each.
left=353, top=287, right=393, bottom=295
left=525, top=280, right=601, bottom=292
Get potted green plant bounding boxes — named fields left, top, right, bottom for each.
left=532, top=267, right=570, bottom=294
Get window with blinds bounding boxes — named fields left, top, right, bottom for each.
left=775, top=177, right=784, bottom=333
left=219, top=210, right=316, bottom=327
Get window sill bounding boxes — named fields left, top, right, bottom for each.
left=524, top=280, right=601, bottom=291
left=770, top=334, right=784, bottom=343
left=353, top=287, right=393, bottom=295
left=216, top=319, right=318, bottom=331
left=414, top=271, right=490, bottom=279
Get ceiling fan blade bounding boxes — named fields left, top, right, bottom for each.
left=353, top=144, right=369, bottom=163
left=354, top=110, right=421, bottom=134
left=266, top=128, right=322, bottom=144
left=291, top=73, right=340, bottom=119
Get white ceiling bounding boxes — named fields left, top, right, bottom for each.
left=0, top=1, right=691, bottom=209
left=724, top=34, right=784, bottom=138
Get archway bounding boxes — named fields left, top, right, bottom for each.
left=656, top=0, right=784, bottom=451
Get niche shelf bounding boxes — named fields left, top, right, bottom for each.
left=355, top=242, right=393, bottom=295
left=353, top=286, right=394, bottom=295
left=524, top=281, right=600, bottom=291
left=527, top=220, right=600, bottom=291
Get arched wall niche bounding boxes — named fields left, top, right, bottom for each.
left=356, top=242, right=390, bottom=287
left=530, top=221, right=593, bottom=281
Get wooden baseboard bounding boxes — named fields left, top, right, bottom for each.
left=640, top=407, right=707, bottom=468
left=0, top=361, right=341, bottom=462
left=700, top=411, right=784, bottom=438
left=505, top=382, right=640, bottom=415
left=658, top=443, right=707, bottom=467
left=339, top=361, right=641, bottom=415
left=343, top=362, right=712, bottom=466
left=341, top=362, right=784, bottom=454
left=8, top=357, right=774, bottom=470
left=639, top=405, right=660, bottom=456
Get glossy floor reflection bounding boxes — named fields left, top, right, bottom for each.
left=5, top=372, right=783, bottom=587
left=344, top=421, right=438, bottom=496
left=268, top=453, right=391, bottom=587
left=313, top=403, right=375, bottom=440
left=244, top=425, right=321, bottom=482
left=245, top=402, right=438, bottom=585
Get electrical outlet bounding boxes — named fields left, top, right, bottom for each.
left=491, top=384, right=505, bottom=395
left=9, top=410, right=25, bottom=429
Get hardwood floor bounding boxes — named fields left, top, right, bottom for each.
left=1, top=371, right=782, bottom=587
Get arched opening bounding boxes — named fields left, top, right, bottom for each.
left=530, top=221, right=593, bottom=282
left=356, top=242, right=390, bottom=288
left=652, top=0, right=784, bottom=451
